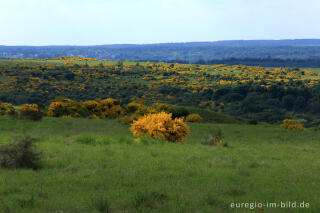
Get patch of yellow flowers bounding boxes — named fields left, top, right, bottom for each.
left=0, top=103, right=16, bottom=115
left=185, top=113, right=203, bottom=123
left=281, top=119, right=305, bottom=130
left=20, top=104, right=39, bottom=112
left=131, top=112, right=190, bottom=142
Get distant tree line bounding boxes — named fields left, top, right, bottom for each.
left=2, top=44, right=320, bottom=67
left=162, top=58, right=320, bottom=68
left=198, top=58, right=320, bottom=67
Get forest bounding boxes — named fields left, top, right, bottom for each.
left=1, top=40, right=320, bottom=67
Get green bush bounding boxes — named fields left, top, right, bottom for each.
left=202, top=128, right=223, bottom=146
left=169, top=107, right=190, bottom=119
left=248, top=119, right=258, bottom=125
left=0, top=137, right=41, bottom=169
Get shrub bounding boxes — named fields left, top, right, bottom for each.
left=126, top=102, right=146, bottom=114
left=131, top=112, right=189, bottom=142
left=19, top=104, right=43, bottom=121
left=309, top=119, right=320, bottom=127
left=126, top=100, right=155, bottom=114
left=121, top=100, right=156, bottom=124
left=248, top=119, right=258, bottom=125
left=281, top=119, right=305, bottom=130
left=99, top=98, right=124, bottom=118
left=82, top=100, right=101, bottom=118
left=0, top=137, right=41, bottom=169
left=47, top=98, right=85, bottom=117
left=82, top=98, right=124, bottom=119
left=202, top=128, right=223, bottom=146
left=169, top=107, right=190, bottom=119
left=0, top=102, right=16, bottom=116
left=119, top=113, right=142, bottom=124
left=186, top=113, right=203, bottom=123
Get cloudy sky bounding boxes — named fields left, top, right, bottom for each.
left=1, top=0, right=320, bottom=45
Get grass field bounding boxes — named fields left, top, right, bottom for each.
left=304, top=68, right=320, bottom=73
left=0, top=116, right=320, bottom=212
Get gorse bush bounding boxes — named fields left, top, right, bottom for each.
left=119, top=113, right=142, bottom=125
left=48, top=98, right=124, bottom=119
left=99, top=98, right=124, bottom=118
left=131, top=112, right=189, bottom=142
left=126, top=100, right=150, bottom=114
left=0, top=137, right=41, bottom=169
left=82, top=100, right=101, bottom=118
left=186, top=113, right=203, bottom=123
left=120, top=99, right=157, bottom=124
left=0, top=102, right=16, bottom=116
left=82, top=98, right=124, bottom=119
left=47, top=98, right=85, bottom=118
left=19, top=104, right=43, bottom=121
left=281, top=119, right=305, bottom=130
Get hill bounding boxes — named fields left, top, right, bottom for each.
left=1, top=58, right=320, bottom=125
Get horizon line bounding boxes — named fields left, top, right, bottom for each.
left=1, top=38, right=320, bottom=47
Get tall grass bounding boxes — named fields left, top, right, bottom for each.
left=0, top=116, right=319, bottom=212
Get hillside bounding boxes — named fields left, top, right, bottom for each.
left=1, top=58, right=320, bottom=124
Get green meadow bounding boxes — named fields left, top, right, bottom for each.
left=0, top=116, right=319, bottom=213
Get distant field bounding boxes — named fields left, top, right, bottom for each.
left=304, top=67, right=320, bottom=72
left=0, top=116, right=319, bottom=212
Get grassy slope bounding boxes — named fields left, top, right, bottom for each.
left=0, top=117, right=319, bottom=213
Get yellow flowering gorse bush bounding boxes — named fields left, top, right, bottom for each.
left=186, top=113, right=203, bottom=123
left=131, top=112, right=189, bottom=142
left=47, top=98, right=124, bottom=118
left=19, top=104, right=42, bottom=121
left=20, top=104, right=39, bottom=113
left=0, top=103, right=16, bottom=115
left=47, top=98, right=83, bottom=117
left=82, top=98, right=124, bottom=118
left=120, top=100, right=156, bottom=124
left=281, top=119, right=305, bottom=130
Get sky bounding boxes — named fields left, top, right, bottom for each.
left=1, top=0, right=320, bottom=45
